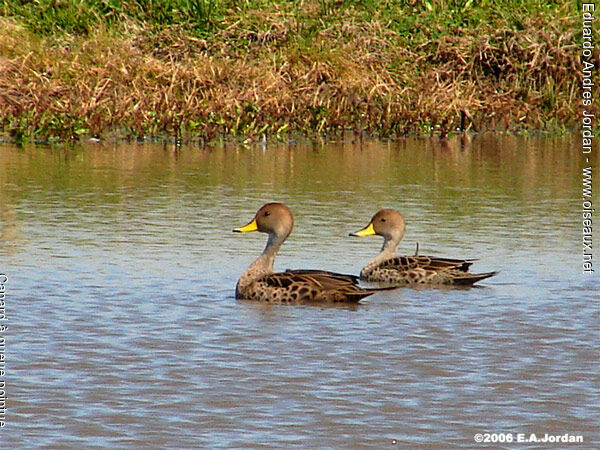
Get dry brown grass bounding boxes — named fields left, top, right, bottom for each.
left=0, top=5, right=593, bottom=142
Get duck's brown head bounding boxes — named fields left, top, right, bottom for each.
left=350, top=209, right=405, bottom=241
left=234, top=202, right=294, bottom=240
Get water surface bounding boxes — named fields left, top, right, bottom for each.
left=1, top=135, right=598, bottom=447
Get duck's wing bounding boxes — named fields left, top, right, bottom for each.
left=261, top=270, right=393, bottom=303
left=284, top=269, right=360, bottom=284
left=379, top=256, right=496, bottom=285
left=380, top=255, right=473, bottom=273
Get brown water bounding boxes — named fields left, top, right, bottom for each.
left=1, top=135, right=598, bottom=447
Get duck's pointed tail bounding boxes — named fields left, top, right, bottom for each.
left=452, top=271, right=498, bottom=286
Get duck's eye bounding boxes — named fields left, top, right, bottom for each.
left=264, top=211, right=270, bottom=217
left=380, top=218, right=386, bottom=222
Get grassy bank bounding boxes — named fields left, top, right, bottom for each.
left=0, top=1, right=594, bottom=143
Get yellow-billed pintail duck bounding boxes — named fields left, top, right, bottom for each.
left=350, top=209, right=497, bottom=286
left=234, top=203, right=394, bottom=303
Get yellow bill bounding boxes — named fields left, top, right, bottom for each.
left=350, top=222, right=376, bottom=237
left=233, top=218, right=259, bottom=233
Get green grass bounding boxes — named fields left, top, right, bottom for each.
left=1, top=0, right=221, bottom=35
left=1, top=0, right=568, bottom=37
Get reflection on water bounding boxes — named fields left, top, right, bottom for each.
left=1, top=135, right=598, bottom=447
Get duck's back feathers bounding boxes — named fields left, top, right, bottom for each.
left=380, top=255, right=473, bottom=273
left=362, top=255, right=495, bottom=286
left=237, top=269, right=391, bottom=304
left=284, top=269, right=361, bottom=284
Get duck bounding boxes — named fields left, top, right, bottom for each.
left=350, top=209, right=497, bottom=286
left=234, top=203, right=393, bottom=303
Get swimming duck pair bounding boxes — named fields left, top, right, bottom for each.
left=234, top=203, right=497, bottom=304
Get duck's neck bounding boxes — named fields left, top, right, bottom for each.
left=238, top=233, right=284, bottom=288
left=363, top=237, right=399, bottom=274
